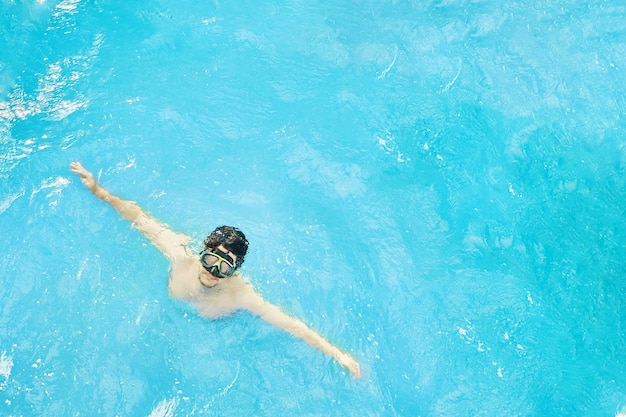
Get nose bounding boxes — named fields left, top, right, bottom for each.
left=208, top=265, right=221, bottom=277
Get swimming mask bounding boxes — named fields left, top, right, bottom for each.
left=200, top=248, right=236, bottom=278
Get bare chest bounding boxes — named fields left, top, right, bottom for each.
left=167, top=257, right=246, bottom=319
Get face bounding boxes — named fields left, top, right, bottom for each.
left=198, top=244, right=239, bottom=288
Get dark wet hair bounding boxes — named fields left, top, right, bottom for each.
left=202, top=225, right=248, bottom=268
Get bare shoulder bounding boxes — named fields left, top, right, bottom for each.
left=229, top=274, right=265, bottom=312
left=168, top=255, right=203, bottom=300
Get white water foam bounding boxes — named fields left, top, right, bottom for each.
left=148, top=397, right=179, bottom=417
left=0, top=351, right=13, bottom=390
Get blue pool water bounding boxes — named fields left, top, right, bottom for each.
left=1, top=0, right=625, bottom=415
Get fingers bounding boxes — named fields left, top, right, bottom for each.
left=349, top=361, right=361, bottom=378
left=70, top=161, right=97, bottom=191
left=70, top=162, right=93, bottom=180
left=70, top=161, right=87, bottom=175
left=338, top=353, right=362, bottom=378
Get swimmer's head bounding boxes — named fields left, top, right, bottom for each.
left=203, top=225, right=248, bottom=268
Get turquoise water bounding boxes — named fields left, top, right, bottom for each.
left=1, top=0, right=625, bottom=415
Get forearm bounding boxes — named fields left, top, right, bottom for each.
left=242, top=288, right=361, bottom=377
left=90, top=183, right=143, bottom=223
left=287, top=320, right=343, bottom=359
left=258, top=305, right=351, bottom=365
left=90, top=182, right=190, bottom=259
left=275, top=314, right=360, bottom=377
left=71, top=162, right=190, bottom=260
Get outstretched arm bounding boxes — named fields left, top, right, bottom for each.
left=242, top=289, right=361, bottom=378
left=70, top=162, right=189, bottom=260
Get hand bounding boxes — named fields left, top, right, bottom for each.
left=70, top=161, right=98, bottom=192
left=337, top=351, right=362, bottom=379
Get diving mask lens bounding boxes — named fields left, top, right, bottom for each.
left=200, top=249, right=235, bottom=278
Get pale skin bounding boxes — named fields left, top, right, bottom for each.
left=70, top=162, right=361, bottom=378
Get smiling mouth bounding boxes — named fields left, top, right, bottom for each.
left=199, top=270, right=219, bottom=287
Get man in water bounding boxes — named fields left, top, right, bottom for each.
left=70, top=162, right=361, bottom=378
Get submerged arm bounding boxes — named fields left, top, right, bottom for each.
left=70, top=162, right=189, bottom=260
left=243, top=289, right=361, bottom=378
